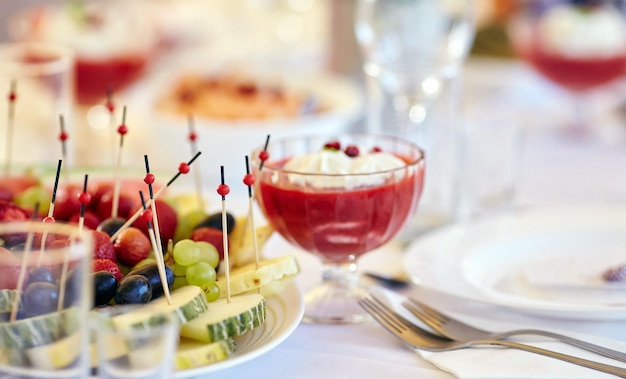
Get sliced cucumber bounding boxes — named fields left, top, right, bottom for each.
left=180, top=293, right=266, bottom=342
left=0, top=307, right=79, bottom=349
left=175, top=337, right=236, bottom=370
left=112, top=285, right=209, bottom=328
left=25, top=331, right=81, bottom=370
left=0, top=290, right=17, bottom=322
left=216, top=255, right=299, bottom=297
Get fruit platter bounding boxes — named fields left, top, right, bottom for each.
left=0, top=151, right=303, bottom=376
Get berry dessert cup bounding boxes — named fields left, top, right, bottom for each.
left=253, top=133, right=425, bottom=324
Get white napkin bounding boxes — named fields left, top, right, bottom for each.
left=372, top=288, right=626, bottom=379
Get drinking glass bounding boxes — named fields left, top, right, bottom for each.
left=253, top=133, right=425, bottom=324
left=508, top=0, right=626, bottom=137
left=355, top=0, right=475, bottom=234
left=0, top=220, right=93, bottom=378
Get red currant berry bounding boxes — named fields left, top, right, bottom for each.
left=178, top=162, right=190, bottom=174
left=141, top=209, right=153, bottom=224
left=8, top=93, right=16, bottom=102
left=43, top=216, right=55, bottom=223
left=217, top=184, right=230, bottom=196
left=117, top=124, right=128, bottom=135
left=77, top=192, right=91, bottom=205
left=188, top=132, right=197, bottom=142
left=323, top=140, right=341, bottom=150
left=243, top=173, right=255, bottom=186
left=58, top=131, right=69, bottom=141
left=143, top=173, right=155, bottom=185
left=344, top=145, right=359, bottom=157
left=370, top=146, right=382, bottom=153
left=259, top=150, right=269, bottom=162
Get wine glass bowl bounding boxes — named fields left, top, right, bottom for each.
left=253, top=133, right=425, bottom=324
left=508, top=0, right=626, bottom=134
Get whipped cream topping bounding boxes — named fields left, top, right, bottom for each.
left=282, top=149, right=407, bottom=188
left=539, top=5, right=626, bottom=57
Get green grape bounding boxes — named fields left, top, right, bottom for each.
left=195, top=241, right=220, bottom=269
left=172, top=239, right=202, bottom=266
left=173, top=263, right=188, bottom=277
left=172, top=276, right=188, bottom=290
left=14, top=185, right=51, bottom=215
left=185, top=262, right=216, bottom=287
left=174, top=209, right=207, bottom=242
left=203, top=282, right=220, bottom=302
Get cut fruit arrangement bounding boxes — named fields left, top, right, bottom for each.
left=0, top=86, right=299, bottom=373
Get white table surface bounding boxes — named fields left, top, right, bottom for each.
left=188, top=58, right=626, bottom=378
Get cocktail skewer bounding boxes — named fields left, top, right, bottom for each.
left=105, top=87, right=116, bottom=167
left=139, top=190, right=171, bottom=303
left=57, top=115, right=69, bottom=185
left=187, top=114, right=204, bottom=209
left=111, top=106, right=128, bottom=219
left=143, top=155, right=172, bottom=305
left=242, top=156, right=260, bottom=269
left=109, top=151, right=202, bottom=242
left=10, top=203, right=40, bottom=322
left=37, top=160, right=61, bottom=266
left=77, top=174, right=90, bottom=232
left=216, top=166, right=232, bottom=303
left=3, top=79, right=17, bottom=177
left=258, top=134, right=270, bottom=170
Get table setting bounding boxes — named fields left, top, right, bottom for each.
left=0, top=0, right=626, bottom=378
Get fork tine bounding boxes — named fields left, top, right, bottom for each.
left=407, top=297, right=453, bottom=323
left=359, top=296, right=407, bottom=336
left=403, top=300, right=446, bottom=332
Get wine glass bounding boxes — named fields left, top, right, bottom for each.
left=508, top=0, right=626, bottom=137
left=253, top=133, right=425, bottom=324
left=354, top=0, right=475, bottom=234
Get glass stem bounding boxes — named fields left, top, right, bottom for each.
left=321, top=262, right=359, bottom=286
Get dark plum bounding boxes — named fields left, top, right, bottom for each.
left=97, top=217, right=126, bottom=237
left=23, top=282, right=59, bottom=316
left=114, top=275, right=152, bottom=304
left=26, top=267, right=55, bottom=285
left=126, top=263, right=173, bottom=299
left=63, top=268, right=84, bottom=308
left=195, top=212, right=235, bottom=234
left=93, top=270, right=117, bottom=306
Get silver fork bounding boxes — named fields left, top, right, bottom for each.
left=359, top=294, right=626, bottom=378
left=403, top=298, right=626, bottom=363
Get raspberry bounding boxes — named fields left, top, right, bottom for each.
left=93, top=258, right=123, bottom=281
left=323, top=140, right=341, bottom=151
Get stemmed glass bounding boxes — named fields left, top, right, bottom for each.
left=508, top=0, right=626, bottom=138
left=354, top=0, right=475, bottom=233
left=253, top=133, right=425, bottom=324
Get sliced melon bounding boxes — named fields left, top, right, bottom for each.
left=216, top=255, right=299, bottom=298
left=25, top=331, right=81, bottom=370
left=0, top=307, right=79, bottom=349
left=111, top=285, right=209, bottom=328
left=175, top=337, right=236, bottom=370
left=229, top=217, right=274, bottom=268
left=180, top=293, right=266, bottom=343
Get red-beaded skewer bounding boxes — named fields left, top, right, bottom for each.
left=77, top=174, right=91, bottom=233
left=3, top=80, right=17, bottom=177
left=105, top=88, right=116, bottom=167
left=112, top=106, right=128, bottom=219
left=243, top=156, right=261, bottom=269
left=187, top=114, right=204, bottom=209
left=139, top=190, right=171, bottom=301
left=109, top=151, right=202, bottom=242
left=144, top=155, right=172, bottom=305
left=258, top=134, right=270, bottom=170
left=10, top=203, right=40, bottom=323
left=217, top=166, right=232, bottom=303
left=58, top=115, right=69, bottom=184
left=37, top=159, right=61, bottom=266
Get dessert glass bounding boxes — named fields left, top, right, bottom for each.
left=253, top=133, right=425, bottom=324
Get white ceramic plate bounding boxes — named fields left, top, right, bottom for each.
left=174, top=282, right=304, bottom=378
left=404, top=206, right=626, bottom=320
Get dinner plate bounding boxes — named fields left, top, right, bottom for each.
left=174, top=282, right=304, bottom=378
left=404, top=206, right=626, bottom=320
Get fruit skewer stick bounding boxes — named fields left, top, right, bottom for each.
left=109, top=151, right=202, bottom=242
left=139, top=190, right=172, bottom=304
left=3, top=80, right=17, bottom=177
left=111, top=106, right=129, bottom=219
left=143, top=155, right=172, bottom=305
left=57, top=115, right=70, bottom=185
left=105, top=88, right=116, bottom=168
left=187, top=114, right=204, bottom=209
left=37, top=159, right=62, bottom=266
left=76, top=174, right=91, bottom=232
left=217, top=166, right=232, bottom=303
left=242, top=156, right=261, bottom=269
left=238, top=135, right=270, bottom=248
left=10, top=203, right=40, bottom=322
